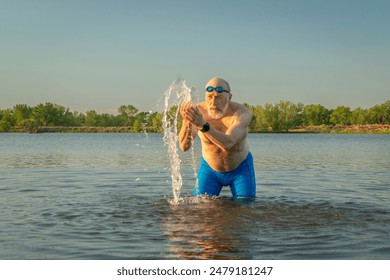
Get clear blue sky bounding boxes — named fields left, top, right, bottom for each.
left=1, top=0, right=389, bottom=114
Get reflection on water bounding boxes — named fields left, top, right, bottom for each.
left=161, top=197, right=253, bottom=259
left=158, top=194, right=390, bottom=260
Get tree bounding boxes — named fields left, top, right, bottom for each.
left=1, top=99, right=390, bottom=133
left=248, top=105, right=270, bottom=132
left=303, top=104, right=331, bottom=126
left=70, top=111, right=86, bottom=126
left=369, top=101, right=390, bottom=124
left=118, top=105, right=139, bottom=126
left=0, top=109, right=14, bottom=132
left=264, top=103, right=280, bottom=131
left=30, top=104, right=46, bottom=126
left=163, top=105, right=181, bottom=129
left=351, top=107, right=369, bottom=125
left=276, top=101, right=304, bottom=132
left=118, top=104, right=139, bottom=117
left=132, top=119, right=141, bottom=132
left=85, top=110, right=99, bottom=126
left=13, top=104, right=32, bottom=126
left=151, top=112, right=163, bottom=132
left=30, top=103, right=70, bottom=126
left=383, top=100, right=390, bottom=124
left=99, top=113, right=115, bottom=127
left=330, top=106, right=352, bottom=125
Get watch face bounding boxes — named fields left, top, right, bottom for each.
left=201, top=122, right=210, bottom=132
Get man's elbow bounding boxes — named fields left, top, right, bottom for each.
left=219, top=138, right=237, bottom=151
left=180, top=142, right=190, bottom=152
left=223, top=142, right=236, bottom=151
left=222, top=134, right=244, bottom=151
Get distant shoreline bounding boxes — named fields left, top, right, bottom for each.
left=4, top=124, right=390, bottom=134
left=251, top=124, right=390, bottom=134
left=289, top=124, right=390, bottom=134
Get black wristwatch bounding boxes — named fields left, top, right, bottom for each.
left=200, top=122, right=210, bottom=132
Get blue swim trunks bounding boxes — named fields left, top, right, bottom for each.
left=194, top=152, right=256, bottom=197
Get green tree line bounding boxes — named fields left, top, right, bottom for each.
left=0, top=100, right=389, bottom=132
left=245, top=100, right=390, bottom=132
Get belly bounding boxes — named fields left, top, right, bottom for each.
left=202, top=145, right=249, bottom=172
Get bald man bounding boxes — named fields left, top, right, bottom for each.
left=179, top=77, right=256, bottom=197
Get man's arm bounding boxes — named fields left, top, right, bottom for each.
left=200, top=109, right=251, bottom=151
left=179, top=102, right=198, bottom=151
left=179, top=119, right=197, bottom=151
left=185, top=104, right=252, bottom=151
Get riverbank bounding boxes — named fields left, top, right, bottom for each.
left=5, top=124, right=390, bottom=133
left=10, top=126, right=134, bottom=133
left=290, top=124, right=390, bottom=134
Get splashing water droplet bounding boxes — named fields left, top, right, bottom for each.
left=162, top=77, right=198, bottom=204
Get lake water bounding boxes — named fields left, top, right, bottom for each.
left=0, top=133, right=389, bottom=259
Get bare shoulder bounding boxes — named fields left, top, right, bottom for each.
left=196, top=101, right=206, bottom=109
left=231, top=102, right=252, bottom=118
left=196, top=102, right=207, bottom=114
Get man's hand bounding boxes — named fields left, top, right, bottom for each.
left=180, top=101, right=193, bottom=120
left=179, top=101, right=199, bottom=151
left=180, top=102, right=204, bottom=129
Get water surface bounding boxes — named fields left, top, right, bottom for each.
left=0, top=133, right=389, bottom=259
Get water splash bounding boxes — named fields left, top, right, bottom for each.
left=141, top=110, right=153, bottom=140
left=162, top=77, right=198, bottom=204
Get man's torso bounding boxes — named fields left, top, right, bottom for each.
left=197, top=102, right=249, bottom=172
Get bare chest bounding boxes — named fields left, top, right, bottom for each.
left=206, top=117, right=235, bottom=133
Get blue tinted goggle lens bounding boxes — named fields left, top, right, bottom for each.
left=206, top=86, right=228, bottom=93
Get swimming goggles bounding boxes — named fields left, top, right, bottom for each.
left=205, top=86, right=230, bottom=93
